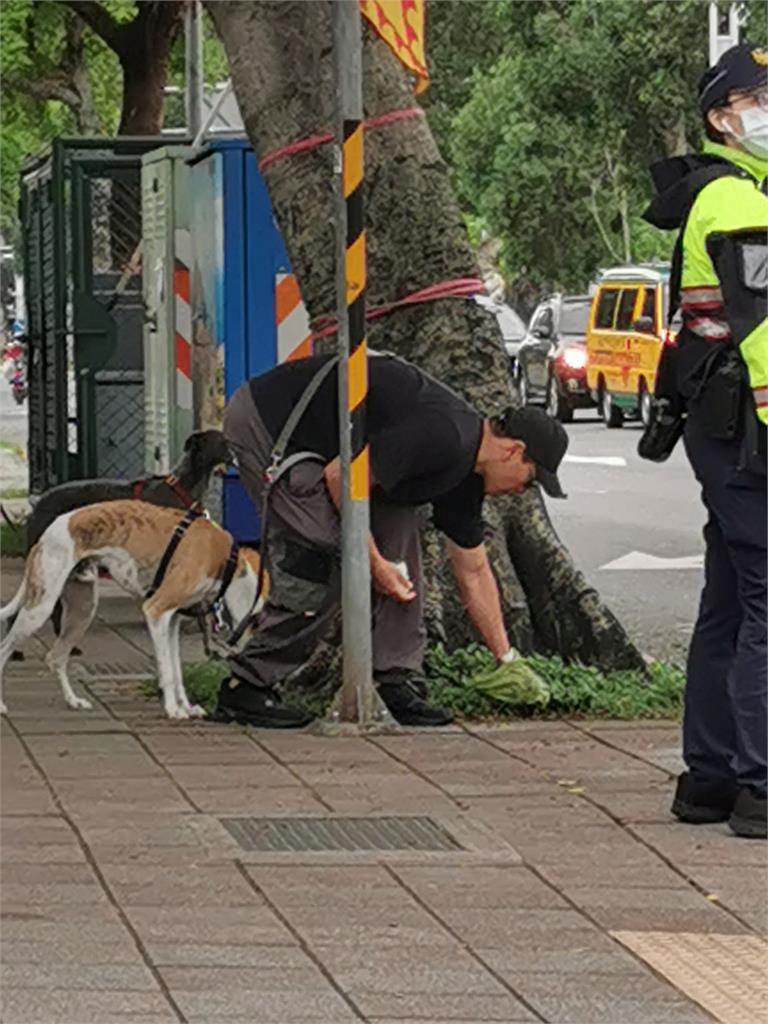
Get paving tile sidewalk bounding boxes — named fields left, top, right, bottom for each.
left=1, top=561, right=766, bottom=1024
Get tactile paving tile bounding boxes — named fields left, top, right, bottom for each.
left=611, top=930, right=768, bottom=1024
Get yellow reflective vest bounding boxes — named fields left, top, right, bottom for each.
left=681, top=141, right=768, bottom=424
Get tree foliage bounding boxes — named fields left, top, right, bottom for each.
left=0, top=1, right=121, bottom=241
left=0, top=1, right=229, bottom=242
left=427, top=0, right=767, bottom=307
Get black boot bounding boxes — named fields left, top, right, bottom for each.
left=729, top=788, right=767, bottom=839
left=212, top=678, right=314, bottom=729
left=671, top=771, right=739, bottom=824
left=374, top=670, right=453, bottom=727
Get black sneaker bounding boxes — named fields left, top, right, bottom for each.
left=212, top=678, right=314, bottom=729
left=376, top=678, right=453, bottom=727
left=729, top=788, right=767, bottom=839
left=671, top=772, right=739, bottom=824
left=374, top=667, right=429, bottom=699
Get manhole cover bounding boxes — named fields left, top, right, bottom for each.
left=612, top=931, right=768, bottom=1024
left=221, top=816, right=463, bottom=853
left=77, top=661, right=153, bottom=680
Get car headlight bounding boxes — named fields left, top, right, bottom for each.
left=562, top=346, right=587, bottom=369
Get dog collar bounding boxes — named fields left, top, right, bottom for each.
left=131, top=475, right=201, bottom=511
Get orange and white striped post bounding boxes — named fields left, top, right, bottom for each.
left=275, top=272, right=313, bottom=363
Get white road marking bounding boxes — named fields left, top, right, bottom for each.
left=564, top=455, right=627, bottom=467
left=600, top=551, right=704, bottom=571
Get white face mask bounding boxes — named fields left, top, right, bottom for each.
left=732, top=106, right=768, bottom=158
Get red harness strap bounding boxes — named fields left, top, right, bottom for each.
left=131, top=475, right=200, bottom=510
left=163, top=474, right=200, bottom=510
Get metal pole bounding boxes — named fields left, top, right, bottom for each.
left=185, top=1, right=204, bottom=137
left=709, top=1, right=739, bottom=66
left=329, top=0, right=394, bottom=728
left=191, top=81, right=231, bottom=151
left=709, top=2, right=719, bottom=68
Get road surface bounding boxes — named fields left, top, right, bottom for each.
left=0, top=387, right=28, bottom=496
left=551, top=409, right=701, bottom=663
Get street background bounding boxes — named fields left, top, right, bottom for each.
left=1, top=396, right=701, bottom=666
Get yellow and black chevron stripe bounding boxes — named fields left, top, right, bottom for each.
left=343, top=117, right=368, bottom=501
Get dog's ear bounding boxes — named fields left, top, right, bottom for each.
left=183, top=431, right=203, bottom=453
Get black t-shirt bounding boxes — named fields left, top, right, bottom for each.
left=249, top=354, right=485, bottom=548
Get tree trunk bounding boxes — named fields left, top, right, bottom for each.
left=118, top=50, right=170, bottom=134
left=206, top=0, right=645, bottom=671
left=116, top=10, right=180, bottom=136
left=70, top=62, right=100, bottom=135
left=662, top=116, right=689, bottom=158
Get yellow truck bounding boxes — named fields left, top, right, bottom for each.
left=586, top=265, right=673, bottom=428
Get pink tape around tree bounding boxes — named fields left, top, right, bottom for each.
left=258, top=107, right=426, bottom=172
left=311, top=278, right=487, bottom=340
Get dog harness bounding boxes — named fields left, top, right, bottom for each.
left=132, top=474, right=201, bottom=510
left=144, top=508, right=241, bottom=613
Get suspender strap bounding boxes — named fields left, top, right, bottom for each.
left=145, top=508, right=203, bottom=600
left=265, top=356, right=340, bottom=482
left=227, top=359, right=339, bottom=648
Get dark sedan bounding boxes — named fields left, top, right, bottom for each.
left=516, top=294, right=594, bottom=423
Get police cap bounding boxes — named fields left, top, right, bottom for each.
left=698, top=43, right=768, bottom=113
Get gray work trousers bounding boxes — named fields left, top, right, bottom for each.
left=223, top=382, right=426, bottom=689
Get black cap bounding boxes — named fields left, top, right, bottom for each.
left=698, top=43, right=768, bottom=113
left=497, top=406, right=569, bottom=499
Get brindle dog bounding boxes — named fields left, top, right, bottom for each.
left=10, top=430, right=233, bottom=660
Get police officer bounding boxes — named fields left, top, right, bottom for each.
left=642, top=43, right=768, bottom=838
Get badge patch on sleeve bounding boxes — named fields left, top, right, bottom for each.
left=740, top=242, right=768, bottom=291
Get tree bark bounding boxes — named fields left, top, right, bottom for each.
left=662, top=116, right=690, bottom=159
left=66, top=0, right=184, bottom=135
left=206, top=0, right=645, bottom=671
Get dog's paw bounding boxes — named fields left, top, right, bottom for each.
left=66, top=695, right=92, bottom=711
left=187, top=703, right=207, bottom=719
left=166, top=706, right=190, bottom=720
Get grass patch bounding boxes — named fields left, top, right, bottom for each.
left=426, top=644, right=684, bottom=720
left=0, top=518, right=26, bottom=559
left=0, top=440, right=25, bottom=460
left=160, top=643, right=684, bottom=721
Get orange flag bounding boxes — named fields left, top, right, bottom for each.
left=360, top=0, right=428, bottom=92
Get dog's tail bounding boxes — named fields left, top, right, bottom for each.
left=0, top=545, right=35, bottom=623
left=0, top=504, right=22, bottom=535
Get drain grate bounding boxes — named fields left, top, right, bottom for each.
left=221, top=816, right=463, bottom=853
left=76, top=660, right=153, bottom=680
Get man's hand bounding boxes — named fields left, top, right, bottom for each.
left=447, top=540, right=511, bottom=659
left=371, top=556, right=416, bottom=603
left=323, top=457, right=414, bottom=603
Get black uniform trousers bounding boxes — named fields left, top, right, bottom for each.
left=683, top=411, right=767, bottom=796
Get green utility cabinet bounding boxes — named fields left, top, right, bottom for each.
left=20, top=137, right=174, bottom=493
left=141, top=146, right=195, bottom=473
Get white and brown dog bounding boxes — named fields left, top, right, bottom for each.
left=0, top=501, right=265, bottom=719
